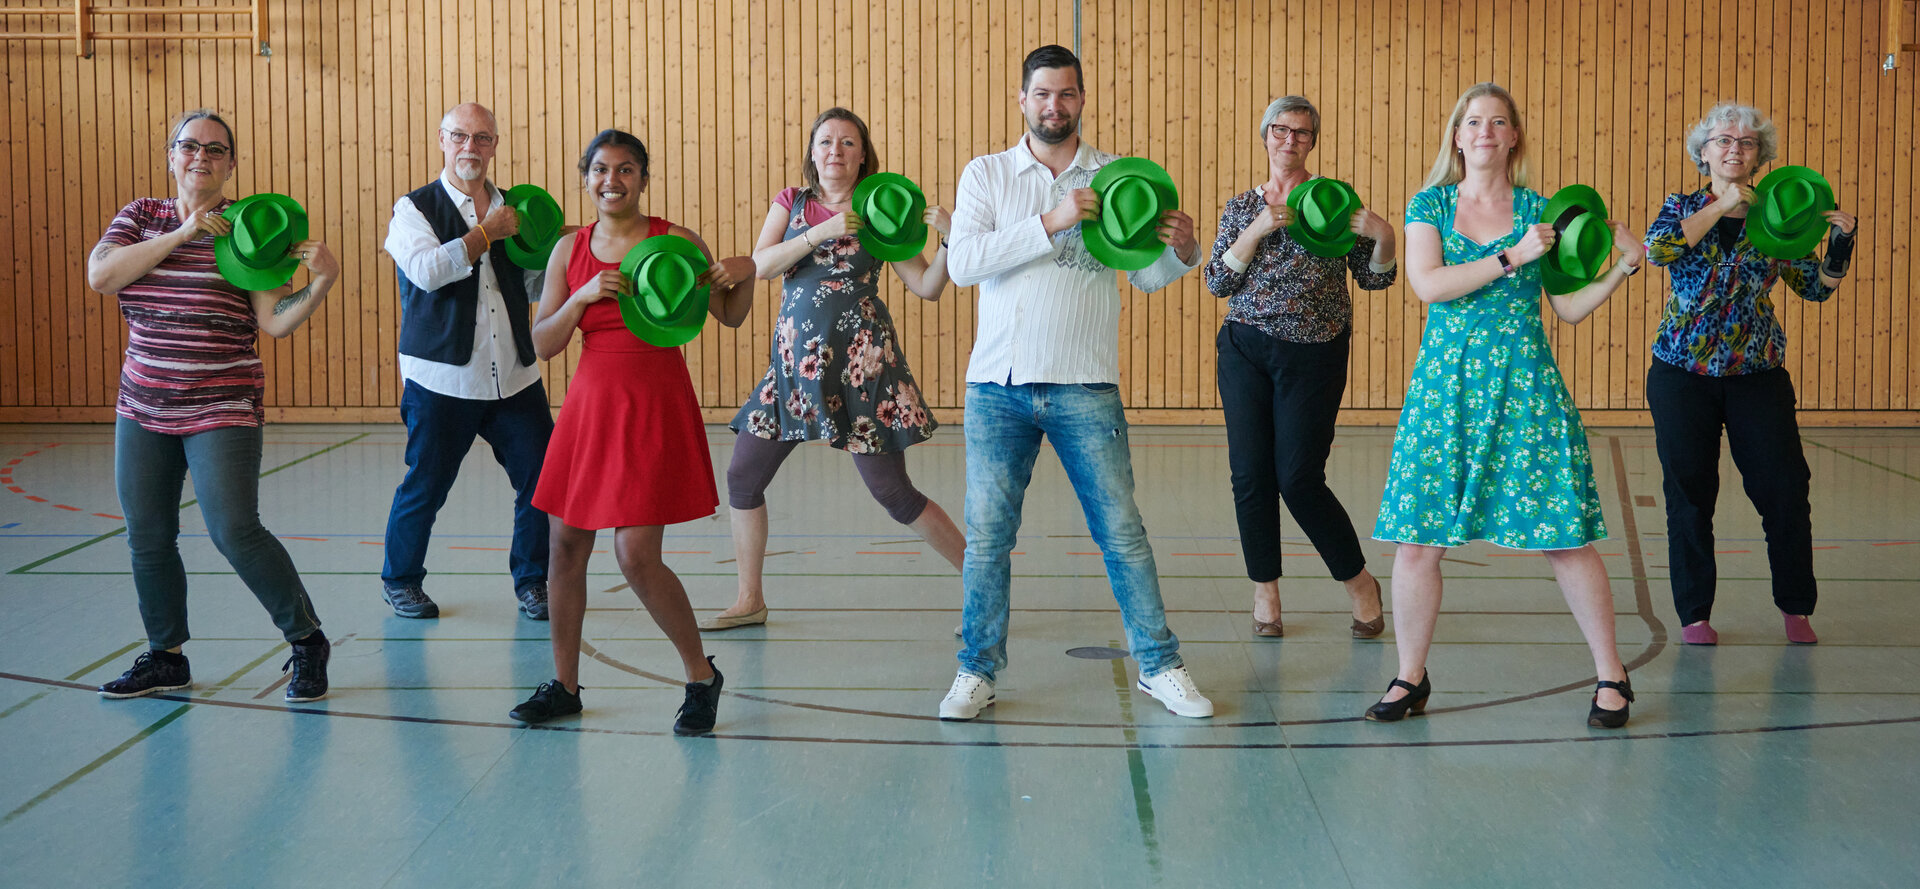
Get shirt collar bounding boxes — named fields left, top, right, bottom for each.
left=1011, top=134, right=1099, bottom=175
left=438, top=171, right=500, bottom=209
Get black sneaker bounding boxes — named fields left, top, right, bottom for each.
left=673, top=656, right=724, bottom=736
left=98, top=650, right=192, bottom=699
left=510, top=680, right=582, bottom=724
left=383, top=583, right=439, bottom=619
left=515, top=582, right=550, bottom=621
left=282, top=633, right=330, bottom=703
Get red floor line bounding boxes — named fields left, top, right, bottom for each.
left=1871, top=541, right=1918, bottom=547
left=24, top=496, right=45, bottom=503
left=92, top=513, right=122, bottom=520
left=53, top=505, right=80, bottom=512
left=285, top=536, right=328, bottom=541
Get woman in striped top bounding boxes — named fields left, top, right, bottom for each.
left=84, top=109, right=341, bottom=704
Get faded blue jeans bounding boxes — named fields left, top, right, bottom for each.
left=956, top=381, right=1182, bottom=681
left=115, top=417, right=322, bottom=650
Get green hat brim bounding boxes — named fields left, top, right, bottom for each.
left=502, top=184, right=566, bottom=269
left=1285, top=178, right=1362, bottom=258
left=1539, top=184, right=1612, bottom=295
left=214, top=193, right=308, bottom=291
left=617, top=234, right=711, bottom=347
left=851, top=172, right=930, bottom=263
left=1082, top=157, right=1179, bottom=271
left=1747, top=165, right=1834, bottom=260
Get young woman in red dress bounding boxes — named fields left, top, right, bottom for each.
left=512, top=129, right=756, bottom=734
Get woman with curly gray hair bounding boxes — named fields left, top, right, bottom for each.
left=1642, top=102, right=1857, bottom=646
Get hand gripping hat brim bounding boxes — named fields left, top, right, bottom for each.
left=1081, top=157, right=1179, bottom=271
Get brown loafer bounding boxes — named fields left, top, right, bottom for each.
left=1253, top=617, right=1284, bottom=638
left=697, top=606, right=768, bottom=631
left=1351, top=576, right=1385, bottom=638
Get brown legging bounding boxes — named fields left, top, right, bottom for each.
left=725, top=430, right=931, bottom=524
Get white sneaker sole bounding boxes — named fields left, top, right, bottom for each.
left=98, top=682, right=191, bottom=700
left=1137, top=680, right=1214, bottom=718
left=939, top=696, right=995, bottom=721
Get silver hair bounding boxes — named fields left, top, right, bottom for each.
left=1685, top=102, right=1778, bottom=175
left=1258, top=95, right=1320, bottom=143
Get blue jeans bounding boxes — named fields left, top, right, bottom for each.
left=957, top=381, right=1181, bottom=681
left=115, top=418, right=322, bottom=649
left=382, top=380, right=553, bottom=591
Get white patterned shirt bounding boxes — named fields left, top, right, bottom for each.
left=948, top=136, right=1200, bottom=385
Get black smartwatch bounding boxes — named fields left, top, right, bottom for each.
left=1496, top=250, right=1517, bottom=279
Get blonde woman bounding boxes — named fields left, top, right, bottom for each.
left=1369, top=83, right=1644, bottom=728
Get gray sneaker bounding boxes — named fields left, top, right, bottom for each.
left=515, top=582, right=550, bottom=620
left=382, top=584, right=439, bottom=619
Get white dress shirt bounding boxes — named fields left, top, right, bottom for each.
left=948, top=136, right=1200, bottom=385
left=384, top=173, right=545, bottom=401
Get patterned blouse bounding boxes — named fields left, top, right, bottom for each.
left=1203, top=182, right=1396, bottom=343
left=99, top=198, right=267, bottom=435
left=1644, top=187, right=1834, bottom=377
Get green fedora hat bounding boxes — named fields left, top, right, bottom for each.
left=1748, top=165, right=1835, bottom=260
left=214, top=193, right=308, bottom=290
left=617, top=234, right=711, bottom=347
left=502, top=184, right=565, bottom=269
left=851, top=172, right=929, bottom=262
left=1285, top=177, right=1362, bottom=258
left=1539, top=184, right=1614, bottom=295
left=1083, top=157, right=1179, bottom=271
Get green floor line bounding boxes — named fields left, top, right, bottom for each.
left=0, top=704, right=191, bottom=828
left=8, top=432, right=370, bottom=575
left=1107, top=646, right=1162, bottom=878
left=1804, top=438, right=1920, bottom=484
left=197, top=643, right=292, bottom=699
left=65, top=641, right=146, bottom=681
left=0, top=690, right=51, bottom=720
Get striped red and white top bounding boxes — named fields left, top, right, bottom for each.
left=101, top=197, right=266, bottom=435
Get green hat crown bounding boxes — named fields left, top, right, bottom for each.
left=851, top=173, right=929, bottom=261
left=1762, top=179, right=1820, bottom=231
left=1557, top=214, right=1613, bottom=281
left=502, top=184, right=565, bottom=269
left=1539, top=184, right=1612, bottom=295
left=230, top=200, right=299, bottom=269
left=617, top=234, right=710, bottom=347
left=1285, top=178, right=1361, bottom=258
left=1099, top=176, right=1167, bottom=248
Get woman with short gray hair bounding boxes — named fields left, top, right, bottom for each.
left=1643, top=102, right=1857, bottom=646
left=1203, top=95, right=1398, bottom=640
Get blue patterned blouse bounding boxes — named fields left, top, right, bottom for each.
left=1644, top=187, right=1834, bottom=377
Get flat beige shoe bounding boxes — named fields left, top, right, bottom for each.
left=697, top=606, right=768, bottom=631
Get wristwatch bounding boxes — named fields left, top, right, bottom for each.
left=1496, top=250, right=1517, bottom=279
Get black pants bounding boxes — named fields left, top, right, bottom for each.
left=1646, top=359, right=1816, bottom=623
left=1216, top=322, right=1365, bottom=583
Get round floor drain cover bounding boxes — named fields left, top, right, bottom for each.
left=1065, top=646, right=1130, bottom=660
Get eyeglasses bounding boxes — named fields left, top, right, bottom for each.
left=171, top=139, right=231, bottom=160
left=1709, top=136, right=1760, bottom=152
left=1266, top=123, right=1316, bottom=144
left=441, top=129, right=498, bottom=148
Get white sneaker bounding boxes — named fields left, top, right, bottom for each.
left=938, top=671, right=995, bottom=720
left=1137, top=665, right=1214, bottom=718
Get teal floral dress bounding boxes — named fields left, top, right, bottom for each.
left=1372, top=185, right=1607, bottom=549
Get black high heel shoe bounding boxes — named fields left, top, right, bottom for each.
left=1364, top=672, right=1431, bottom=722
left=1587, top=678, right=1634, bottom=729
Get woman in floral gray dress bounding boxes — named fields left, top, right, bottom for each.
left=703, top=107, right=966, bottom=630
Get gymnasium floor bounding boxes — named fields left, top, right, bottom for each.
left=0, top=422, right=1914, bottom=888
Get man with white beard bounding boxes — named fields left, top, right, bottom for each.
left=379, top=102, right=554, bottom=621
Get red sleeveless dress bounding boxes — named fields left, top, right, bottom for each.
left=532, top=218, right=718, bottom=529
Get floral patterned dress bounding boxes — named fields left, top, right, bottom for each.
left=729, top=188, right=938, bottom=453
left=1372, top=185, right=1607, bottom=549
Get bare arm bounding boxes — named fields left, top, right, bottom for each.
left=676, top=225, right=755, bottom=329
left=249, top=241, right=341, bottom=338
left=88, top=206, right=230, bottom=294
left=751, top=203, right=829, bottom=280
left=1403, top=222, right=1553, bottom=305
left=531, top=232, right=598, bottom=359
left=888, top=206, right=953, bottom=300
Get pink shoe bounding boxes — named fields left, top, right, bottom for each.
left=1681, top=621, right=1719, bottom=645
left=1782, top=612, right=1818, bottom=644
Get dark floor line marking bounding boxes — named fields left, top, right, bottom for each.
left=0, top=703, right=192, bottom=827
left=1803, top=438, right=1920, bottom=484
left=65, top=641, right=146, bottom=681
left=5, top=671, right=1917, bottom=750
left=7, top=433, right=369, bottom=575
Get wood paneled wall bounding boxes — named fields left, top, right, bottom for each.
left=4, top=0, right=1915, bottom=425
